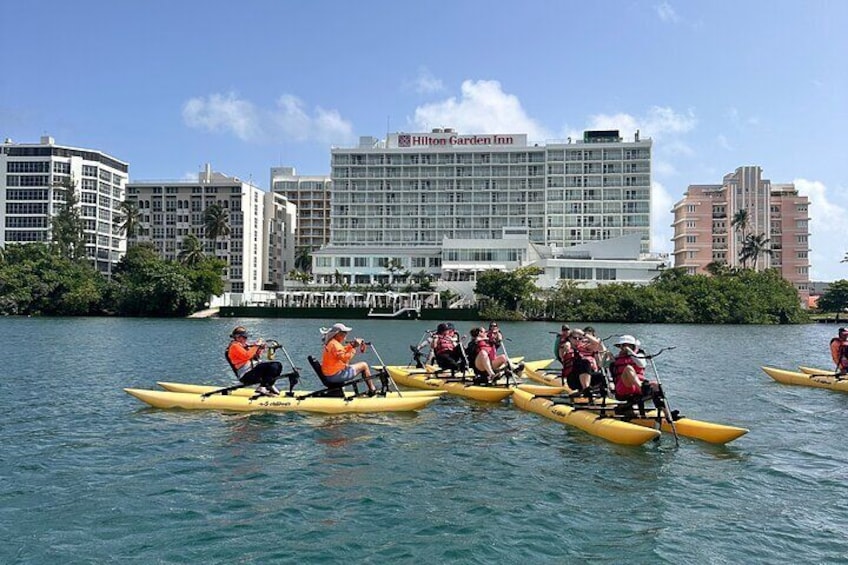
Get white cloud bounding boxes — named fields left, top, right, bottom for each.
left=655, top=2, right=680, bottom=23
left=795, top=178, right=848, bottom=281
left=717, top=134, right=733, bottom=150
left=411, top=67, right=444, bottom=94
left=183, top=92, right=354, bottom=144
left=411, top=80, right=553, bottom=141
left=577, top=106, right=697, bottom=143
left=182, top=93, right=260, bottom=141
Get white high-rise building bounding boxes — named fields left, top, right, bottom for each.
left=127, top=165, right=296, bottom=294
left=314, top=129, right=654, bottom=287
left=0, top=136, right=128, bottom=275
left=330, top=129, right=651, bottom=251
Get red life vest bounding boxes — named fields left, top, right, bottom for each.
left=576, top=341, right=599, bottom=372
left=434, top=333, right=456, bottom=354
left=476, top=339, right=495, bottom=361
left=612, top=353, right=645, bottom=397
left=560, top=344, right=577, bottom=377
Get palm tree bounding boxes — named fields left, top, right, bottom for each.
left=731, top=209, right=749, bottom=237
left=295, top=247, right=312, bottom=272
left=203, top=203, right=230, bottom=251
left=118, top=200, right=141, bottom=238
left=731, top=208, right=751, bottom=268
left=705, top=261, right=735, bottom=277
left=178, top=234, right=205, bottom=267
left=739, top=232, right=772, bottom=270
left=386, top=258, right=408, bottom=286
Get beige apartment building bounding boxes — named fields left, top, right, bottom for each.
left=127, top=166, right=296, bottom=294
left=270, top=167, right=331, bottom=258
left=671, top=165, right=810, bottom=300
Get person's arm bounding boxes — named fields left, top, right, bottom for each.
left=583, top=333, right=601, bottom=352
left=627, top=345, right=647, bottom=369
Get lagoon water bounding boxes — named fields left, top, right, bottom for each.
left=1, top=316, right=847, bottom=563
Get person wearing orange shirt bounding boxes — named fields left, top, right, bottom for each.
left=225, top=326, right=283, bottom=396
left=320, top=323, right=377, bottom=394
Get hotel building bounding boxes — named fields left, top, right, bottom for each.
left=312, top=128, right=659, bottom=288
left=126, top=166, right=296, bottom=293
left=270, top=167, right=331, bottom=256
left=0, top=136, right=128, bottom=275
left=671, top=165, right=810, bottom=299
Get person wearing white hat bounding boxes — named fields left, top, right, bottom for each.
left=319, top=323, right=377, bottom=394
left=610, top=334, right=651, bottom=400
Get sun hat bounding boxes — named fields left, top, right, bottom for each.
left=320, top=322, right=353, bottom=344
left=614, top=335, right=638, bottom=347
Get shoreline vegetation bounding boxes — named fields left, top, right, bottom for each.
left=0, top=242, right=826, bottom=324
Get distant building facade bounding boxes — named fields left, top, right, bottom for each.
left=127, top=166, right=296, bottom=293
left=315, top=129, right=655, bottom=287
left=0, top=136, right=128, bottom=275
left=270, top=167, right=331, bottom=258
left=671, top=165, right=810, bottom=299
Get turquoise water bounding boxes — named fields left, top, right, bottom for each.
left=2, top=317, right=847, bottom=563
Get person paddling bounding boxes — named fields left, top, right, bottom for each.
left=610, top=335, right=662, bottom=416
left=320, top=323, right=378, bottom=395
left=225, top=326, right=284, bottom=396
left=561, top=328, right=606, bottom=397
left=487, top=321, right=504, bottom=351
left=467, top=326, right=522, bottom=385
left=830, top=327, right=848, bottom=374
left=431, top=322, right=467, bottom=377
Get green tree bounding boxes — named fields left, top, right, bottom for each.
left=386, top=258, right=408, bottom=285
left=118, top=200, right=141, bottom=239
left=178, top=234, right=205, bottom=267
left=110, top=243, right=218, bottom=316
left=474, top=266, right=543, bottom=311
left=818, top=280, right=848, bottom=313
left=0, top=243, right=105, bottom=315
left=295, top=247, right=312, bottom=272
left=739, top=232, right=772, bottom=270
left=203, top=203, right=230, bottom=248
left=287, top=269, right=313, bottom=284
left=51, top=178, right=87, bottom=261
left=731, top=209, right=750, bottom=238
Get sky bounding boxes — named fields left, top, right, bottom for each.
left=2, top=0, right=847, bottom=280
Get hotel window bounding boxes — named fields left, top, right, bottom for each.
left=559, top=267, right=592, bottom=280
left=686, top=236, right=696, bottom=243
left=596, top=268, right=616, bottom=280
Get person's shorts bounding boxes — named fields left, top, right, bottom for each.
left=325, top=366, right=356, bottom=384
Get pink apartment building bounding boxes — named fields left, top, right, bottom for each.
left=671, top=166, right=810, bottom=303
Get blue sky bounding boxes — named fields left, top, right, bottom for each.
left=3, top=1, right=847, bottom=280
